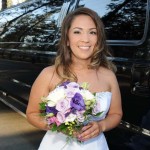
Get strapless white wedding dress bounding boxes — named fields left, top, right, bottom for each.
left=38, top=92, right=112, bottom=150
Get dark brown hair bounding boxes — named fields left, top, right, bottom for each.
left=55, top=7, right=116, bottom=82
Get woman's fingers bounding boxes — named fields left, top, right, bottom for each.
left=77, top=122, right=101, bottom=141
left=82, top=124, right=92, bottom=131
left=79, top=130, right=97, bottom=141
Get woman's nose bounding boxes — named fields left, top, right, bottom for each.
left=80, top=33, right=90, bottom=42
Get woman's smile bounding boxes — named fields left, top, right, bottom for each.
left=78, top=46, right=91, bottom=50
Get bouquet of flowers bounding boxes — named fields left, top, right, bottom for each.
left=39, top=81, right=103, bottom=142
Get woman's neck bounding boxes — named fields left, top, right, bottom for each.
left=71, top=59, right=91, bottom=71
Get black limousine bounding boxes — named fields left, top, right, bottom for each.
left=0, top=0, right=149, bottom=150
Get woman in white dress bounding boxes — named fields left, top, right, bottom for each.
left=26, top=7, right=123, bottom=150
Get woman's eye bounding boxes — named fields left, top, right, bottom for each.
left=90, top=31, right=97, bottom=35
left=73, top=31, right=80, bottom=34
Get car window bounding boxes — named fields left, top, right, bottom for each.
left=0, top=0, right=64, bottom=52
left=77, top=0, right=147, bottom=41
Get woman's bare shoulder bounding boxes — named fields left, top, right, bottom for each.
left=98, top=67, right=119, bottom=92
left=38, top=65, right=61, bottom=90
left=32, top=65, right=55, bottom=86
left=98, top=67, right=116, bottom=78
left=31, top=65, right=56, bottom=93
left=97, top=67, right=118, bottom=86
left=39, top=65, right=55, bottom=78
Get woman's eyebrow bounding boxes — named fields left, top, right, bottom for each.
left=89, top=28, right=97, bottom=30
left=72, top=27, right=82, bottom=30
left=72, top=27, right=96, bottom=30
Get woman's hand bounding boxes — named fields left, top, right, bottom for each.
left=77, top=121, right=102, bottom=141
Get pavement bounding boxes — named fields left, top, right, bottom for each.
left=0, top=101, right=45, bottom=150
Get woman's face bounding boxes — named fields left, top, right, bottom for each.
left=68, top=15, right=97, bottom=61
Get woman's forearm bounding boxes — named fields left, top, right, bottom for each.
left=26, top=113, right=49, bottom=131
left=98, top=113, right=122, bottom=132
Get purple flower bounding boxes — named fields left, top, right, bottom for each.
left=46, top=106, right=58, bottom=115
left=56, top=98, right=71, bottom=112
left=66, top=90, right=76, bottom=98
left=66, top=82, right=80, bottom=98
left=71, top=93, right=85, bottom=111
left=47, top=116, right=61, bottom=126
left=59, top=81, right=70, bottom=88
left=56, top=112, right=66, bottom=123
left=67, top=82, right=80, bottom=89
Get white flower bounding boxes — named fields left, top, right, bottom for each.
left=47, top=87, right=66, bottom=107
left=47, top=101, right=56, bottom=107
left=80, top=89, right=95, bottom=100
left=92, top=100, right=101, bottom=115
left=65, top=113, right=77, bottom=122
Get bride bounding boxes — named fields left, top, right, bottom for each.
left=26, top=7, right=122, bottom=150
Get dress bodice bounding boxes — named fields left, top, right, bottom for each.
left=91, top=92, right=112, bottom=122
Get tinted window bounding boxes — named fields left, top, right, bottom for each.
left=0, top=0, right=27, bottom=10
left=0, top=0, right=63, bottom=52
left=77, top=0, right=147, bottom=41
